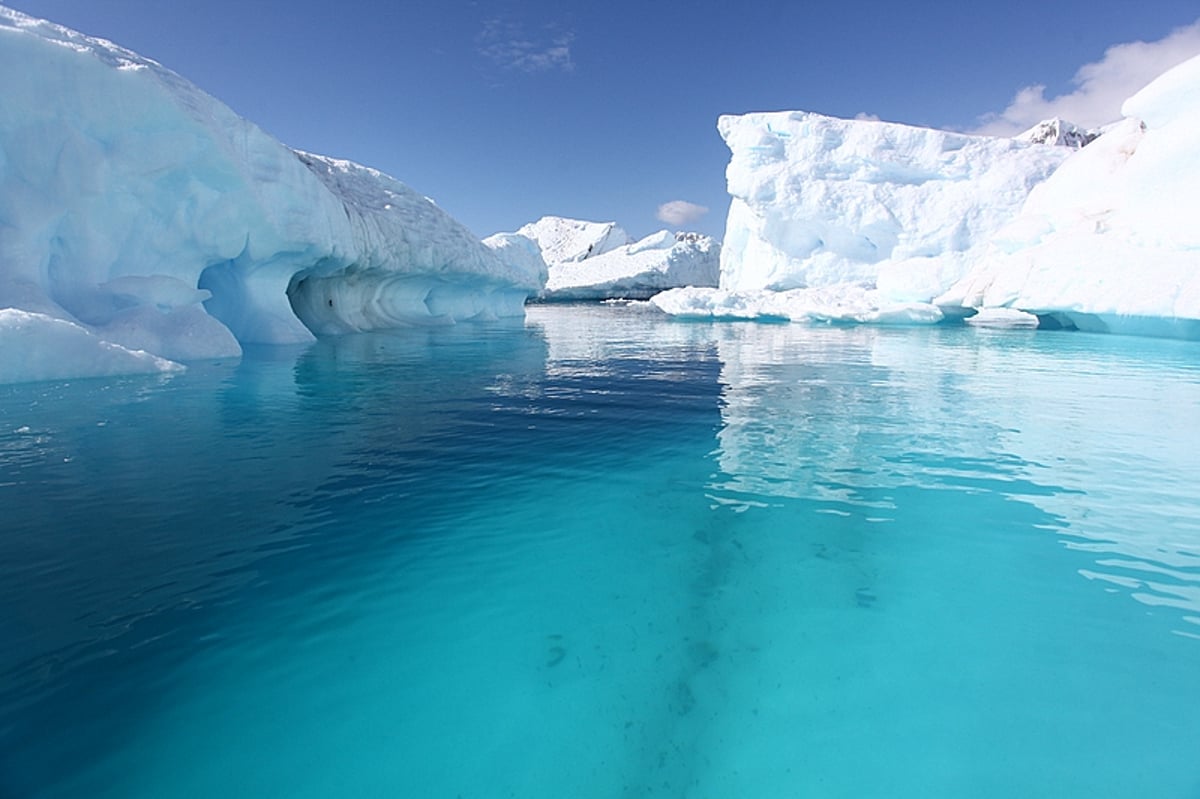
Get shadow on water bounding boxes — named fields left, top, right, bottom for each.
left=689, top=321, right=1200, bottom=795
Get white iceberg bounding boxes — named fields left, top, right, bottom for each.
left=715, top=111, right=1069, bottom=295
left=0, top=7, right=542, bottom=383
left=515, top=216, right=632, bottom=264
left=938, top=54, right=1200, bottom=338
left=653, top=110, right=1070, bottom=324
left=540, top=229, right=720, bottom=301
left=492, top=217, right=719, bottom=301
left=658, top=58, right=1200, bottom=340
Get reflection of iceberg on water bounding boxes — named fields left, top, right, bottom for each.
left=705, top=320, right=1200, bottom=636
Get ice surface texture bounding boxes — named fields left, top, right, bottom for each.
left=654, top=111, right=1070, bottom=325
left=0, top=7, right=542, bottom=383
left=714, top=111, right=1069, bottom=295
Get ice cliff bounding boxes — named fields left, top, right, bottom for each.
left=656, top=57, right=1200, bottom=339
left=0, top=7, right=542, bottom=383
left=489, top=217, right=719, bottom=300
left=653, top=111, right=1071, bottom=324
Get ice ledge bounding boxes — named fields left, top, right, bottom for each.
left=650, top=286, right=943, bottom=326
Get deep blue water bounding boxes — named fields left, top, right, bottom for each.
left=1, top=303, right=1198, bottom=798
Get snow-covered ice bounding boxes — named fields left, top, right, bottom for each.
left=539, top=228, right=720, bottom=301
left=713, top=111, right=1070, bottom=296
left=515, top=216, right=632, bottom=265
left=492, top=217, right=720, bottom=300
left=938, top=54, right=1200, bottom=337
left=0, top=7, right=542, bottom=383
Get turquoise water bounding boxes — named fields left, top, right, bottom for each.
left=1, top=303, right=1199, bottom=797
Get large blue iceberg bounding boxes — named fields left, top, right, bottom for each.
left=0, top=6, right=544, bottom=383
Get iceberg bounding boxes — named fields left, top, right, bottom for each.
left=938, top=54, right=1200, bottom=338
left=515, top=216, right=632, bottom=265
left=658, top=57, right=1200, bottom=340
left=653, top=111, right=1070, bottom=324
left=728, top=114, right=1062, bottom=288
left=539, top=228, right=720, bottom=301
left=0, top=7, right=542, bottom=383
left=493, top=217, right=719, bottom=301
left=0, top=308, right=183, bottom=384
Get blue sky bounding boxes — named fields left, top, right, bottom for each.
left=7, top=0, right=1200, bottom=240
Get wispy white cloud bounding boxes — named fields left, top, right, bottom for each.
left=973, top=20, right=1200, bottom=136
left=854, top=112, right=881, bottom=122
left=477, top=17, right=574, bottom=73
left=656, top=200, right=709, bottom=227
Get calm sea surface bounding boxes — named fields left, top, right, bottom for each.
left=1, top=303, right=1198, bottom=798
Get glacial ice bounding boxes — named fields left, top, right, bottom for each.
left=653, top=110, right=1070, bottom=325
left=516, top=216, right=632, bottom=265
left=713, top=112, right=1070, bottom=295
left=492, top=217, right=720, bottom=301
left=657, top=58, right=1200, bottom=339
left=0, top=7, right=542, bottom=383
left=938, top=54, right=1200, bottom=335
left=0, top=308, right=183, bottom=383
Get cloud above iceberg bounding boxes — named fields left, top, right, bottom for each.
left=973, top=19, right=1200, bottom=135
left=656, top=200, right=709, bottom=227
left=476, top=17, right=574, bottom=73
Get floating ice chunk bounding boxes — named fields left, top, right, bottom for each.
left=651, top=285, right=942, bottom=325
left=0, top=309, right=184, bottom=384
left=491, top=217, right=719, bottom=301
left=964, top=307, right=1040, bottom=329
